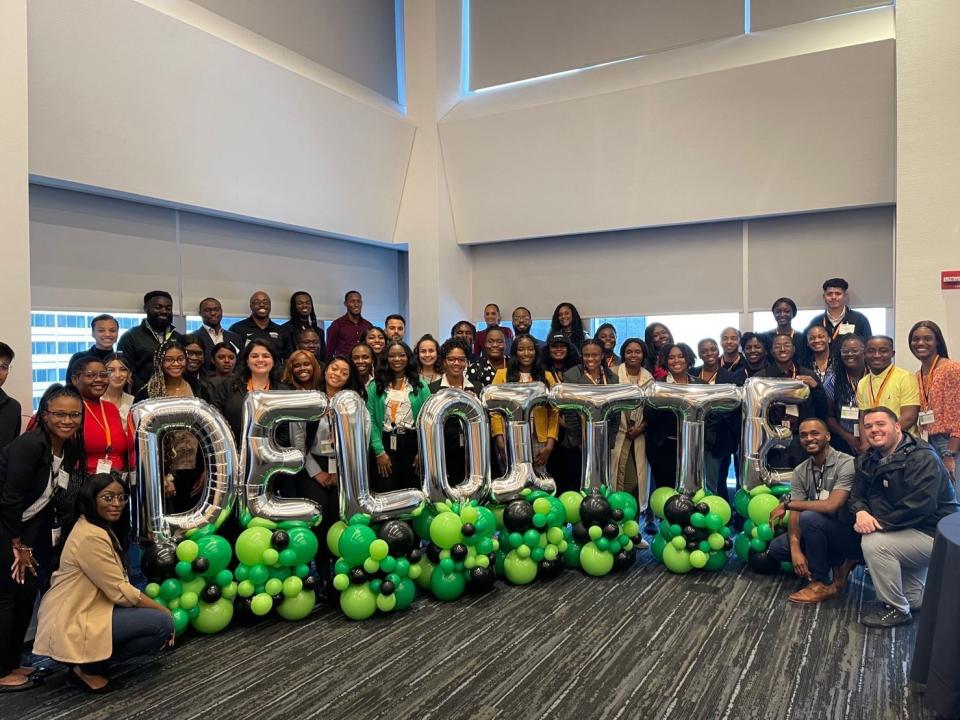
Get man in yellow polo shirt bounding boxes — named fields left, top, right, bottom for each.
left=857, top=335, right=920, bottom=452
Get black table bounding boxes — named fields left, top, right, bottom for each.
left=911, top=512, right=960, bottom=718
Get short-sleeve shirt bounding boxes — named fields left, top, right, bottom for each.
left=855, top=365, right=920, bottom=417
left=790, top=447, right=855, bottom=501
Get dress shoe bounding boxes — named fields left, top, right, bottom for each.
left=788, top=581, right=838, bottom=604
left=830, top=558, right=859, bottom=592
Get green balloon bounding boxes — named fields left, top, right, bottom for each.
left=265, top=578, right=283, bottom=596
left=430, top=569, right=467, bottom=600
left=671, top=536, right=687, bottom=551
left=690, top=512, right=707, bottom=528
left=429, top=512, right=463, bottom=549
left=743, top=519, right=755, bottom=536
left=579, top=542, right=614, bottom=577
left=705, top=513, right=725, bottom=532
left=689, top=550, right=708, bottom=569
left=662, top=544, right=693, bottom=574
left=261, top=548, right=280, bottom=566
left=698, top=541, right=711, bottom=553
left=780, top=561, right=795, bottom=573
left=144, top=582, right=160, bottom=598
left=596, top=537, right=610, bottom=552
left=277, top=590, right=315, bottom=620
left=670, top=524, right=683, bottom=538
left=706, top=550, right=728, bottom=571
left=757, top=523, right=774, bottom=542
left=176, top=539, right=199, bottom=562
left=733, top=488, right=751, bottom=519
left=171, top=608, right=190, bottom=636
left=179, top=591, right=199, bottom=610
left=563, top=541, right=582, bottom=568
left=439, top=557, right=455, bottom=574
left=215, top=569, right=233, bottom=587
left=650, top=487, right=678, bottom=520
left=235, top=527, right=273, bottom=567
left=338, top=524, right=376, bottom=566
left=250, top=592, right=273, bottom=616
left=651, top=534, right=667, bottom=562
left=393, top=578, right=416, bottom=610
left=473, top=506, right=497, bottom=536
left=559, top=491, right=584, bottom=523
left=748, top=494, right=781, bottom=527
left=412, top=506, right=436, bottom=539
left=234, top=564, right=249, bottom=581
left=734, top=533, right=751, bottom=562
left=248, top=564, right=269, bottom=586
left=276, top=548, right=295, bottom=566
left=326, top=520, right=347, bottom=557
left=659, top=521, right=672, bottom=539
left=503, top=551, right=538, bottom=585
left=369, top=539, right=390, bottom=561
left=523, top=529, right=541, bottom=548
left=175, top=561, right=192, bottom=578
left=287, top=528, right=319, bottom=565
left=607, top=491, right=639, bottom=521
left=190, top=597, right=234, bottom=633
left=750, top=537, right=767, bottom=552
left=703, top=495, right=732, bottom=525
left=159, top=578, right=182, bottom=601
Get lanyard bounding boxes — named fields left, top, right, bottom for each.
left=845, top=371, right=862, bottom=396
left=247, top=378, right=271, bottom=392
left=700, top=368, right=719, bottom=384
left=868, top=367, right=895, bottom=407
left=722, top=355, right=742, bottom=371
left=84, top=399, right=113, bottom=453
left=917, top=355, right=939, bottom=411
left=823, top=310, right=847, bottom=341
left=810, top=462, right=825, bottom=496
left=585, top=370, right=607, bottom=385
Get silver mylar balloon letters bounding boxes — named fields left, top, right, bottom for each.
left=740, top=377, right=811, bottom=490
left=644, top=382, right=742, bottom=494
left=331, top=390, right=426, bottom=521
left=481, top=382, right=556, bottom=502
left=240, top=391, right=327, bottom=524
left=549, top=383, right=645, bottom=493
left=132, top=397, right=237, bottom=543
left=417, top=389, right=491, bottom=504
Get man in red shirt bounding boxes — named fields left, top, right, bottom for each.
left=326, top=290, right=373, bottom=360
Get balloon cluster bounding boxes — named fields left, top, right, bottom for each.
left=732, top=484, right=794, bottom=574
left=328, top=514, right=421, bottom=619
left=494, top=491, right=568, bottom=584
left=413, top=502, right=500, bottom=599
left=232, top=517, right=319, bottom=622
left=559, top=488, right=641, bottom=577
left=142, top=528, right=236, bottom=636
left=649, top=488, right=733, bottom=574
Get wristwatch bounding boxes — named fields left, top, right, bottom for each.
left=779, top=493, right=792, bottom=510
left=943, top=450, right=956, bottom=458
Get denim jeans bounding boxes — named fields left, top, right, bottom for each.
left=766, top=511, right=862, bottom=584
left=80, top=607, right=173, bottom=675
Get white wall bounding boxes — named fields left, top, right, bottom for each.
left=441, top=7, right=894, bottom=245
left=27, top=0, right=414, bottom=245
left=895, top=0, right=960, bottom=366
left=0, top=0, right=32, bottom=416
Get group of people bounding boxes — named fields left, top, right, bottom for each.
left=0, top=277, right=957, bottom=693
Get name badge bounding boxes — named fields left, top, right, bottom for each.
left=459, top=432, right=465, bottom=448
left=327, top=457, right=338, bottom=474
left=781, top=420, right=793, bottom=429
left=319, top=440, right=335, bottom=455
left=51, top=526, right=61, bottom=547
left=838, top=323, right=856, bottom=335
left=96, top=458, right=113, bottom=475
left=918, top=410, right=935, bottom=426
left=389, top=433, right=397, bottom=451
left=818, top=489, right=830, bottom=501
left=853, top=424, right=860, bottom=438
left=785, top=404, right=800, bottom=417
left=55, top=469, right=70, bottom=490
left=841, top=405, right=859, bottom=421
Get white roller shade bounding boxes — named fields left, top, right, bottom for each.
left=750, top=0, right=891, bottom=33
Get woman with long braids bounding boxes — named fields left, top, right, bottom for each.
left=366, top=340, right=431, bottom=492
left=490, top=334, right=559, bottom=476
left=548, top=302, right=588, bottom=352
left=0, top=384, right=85, bottom=692
left=135, top=340, right=211, bottom=513
left=467, top=326, right=508, bottom=388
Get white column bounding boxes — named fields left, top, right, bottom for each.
left=0, top=0, right=32, bottom=415
left=396, top=0, right=473, bottom=341
left=895, top=0, right=960, bottom=365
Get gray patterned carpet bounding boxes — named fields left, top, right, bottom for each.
left=6, top=551, right=934, bottom=720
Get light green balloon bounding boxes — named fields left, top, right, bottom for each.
left=662, top=544, right=693, bottom=574
left=144, top=582, right=160, bottom=598
left=264, top=578, right=283, bottom=596
left=176, top=539, right=199, bottom=562
left=748, top=494, right=781, bottom=527
left=282, top=575, right=303, bottom=598
left=558, top=491, right=583, bottom=524
left=376, top=593, right=398, bottom=612
left=277, top=590, right=315, bottom=620
left=429, top=512, right=463, bottom=549
left=369, top=539, right=390, bottom=561
left=326, top=520, right=347, bottom=557
left=650, top=487, right=678, bottom=520
left=237, top=580, right=255, bottom=597
left=190, top=597, right=234, bottom=633
left=703, top=495, right=732, bottom=525
left=671, top=536, right=687, bottom=551
left=340, top=584, right=377, bottom=620
left=689, top=550, right=709, bottom=569
left=179, top=591, right=198, bottom=610
left=333, top=573, right=350, bottom=591
left=261, top=548, right=280, bottom=566
left=171, top=608, right=190, bottom=637
left=503, top=550, right=538, bottom=585
left=235, top=527, right=273, bottom=567
left=250, top=592, right=273, bottom=616
left=579, top=542, right=614, bottom=577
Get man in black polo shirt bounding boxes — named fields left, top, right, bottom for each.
left=229, top=290, right=283, bottom=350
left=852, top=407, right=958, bottom=628
left=117, top=290, right=181, bottom=391
left=805, top=277, right=873, bottom=344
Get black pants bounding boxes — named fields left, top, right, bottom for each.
left=646, top=439, right=678, bottom=490
left=0, top=532, right=37, bottom=676
left=296, top=467, right=339, bottom=577
left=373, top=430, right=419, bottom=493
left=547, top=444, right=582, bottom=494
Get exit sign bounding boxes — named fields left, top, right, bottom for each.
left=943, top=271, right=960, bottom=289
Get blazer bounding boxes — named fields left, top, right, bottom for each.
left=195, top=326, right=242, bottom=374
left=366, top=378, right=432, bottom=456
left=34, top=516, right=143, bottom=664
left=487, top=370, right=559, bottom=443
left=210, top=379, right=292, bottom=446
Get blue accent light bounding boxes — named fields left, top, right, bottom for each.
left=460, top=0, right=471, bottom=96
left=394, top=0, right=407, bottom=110
left=745, top=0, right=751, bottom=33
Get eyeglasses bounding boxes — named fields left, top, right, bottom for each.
left=46, top=410, right=82, bottom=421
left=98, top=493, right=128, bottom=505
left=162, top=357, right=186, bottom=365
left=80, top=371, right=111, bottom=380
left=446, top=357, right=468, bottom=365
left=840, top=349, right=863, bottom=357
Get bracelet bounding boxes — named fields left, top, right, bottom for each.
left=943, top=450, right=956, bottom=458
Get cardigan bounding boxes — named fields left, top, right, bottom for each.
left=366, top=378, right=432, bottom=456
left=487, top=370, right=559, bottom=443
left=34, top=517, right=143, bottom=664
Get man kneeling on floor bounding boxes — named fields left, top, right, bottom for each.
left=851, top=406, right=959, bottom=628
left=767, top=418, right=862, bottom=603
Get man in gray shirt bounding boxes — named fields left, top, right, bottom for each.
left=766, top=417, right=862, bottom=603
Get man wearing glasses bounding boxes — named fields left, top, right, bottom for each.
left=229, top=291, right=283, bottom=351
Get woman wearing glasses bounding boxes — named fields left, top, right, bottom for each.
left=823, top=334, right=867, bottom=456
left=0, top=384, right=85, bottom=692
left=34, top=473, right=173, bottom=693
left=70, top=357, right=133, bottom=476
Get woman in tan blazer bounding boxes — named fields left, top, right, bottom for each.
left=34, top=473, right=172, bottom=693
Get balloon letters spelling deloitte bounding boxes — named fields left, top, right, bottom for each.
left=133, top=379, right=805, bottom=535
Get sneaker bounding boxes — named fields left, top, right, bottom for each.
left=788, top=581, right=838, bottom=604
left=861, top=606, right=912, bottom=628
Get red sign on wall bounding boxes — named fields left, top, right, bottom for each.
left=942, top=271, right=960, bottom=290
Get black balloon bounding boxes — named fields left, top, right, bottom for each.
left=141, top=540, right=178, bottom=582
left=686, top=541, right=699, bottom=552
left=612, top=548, right=636, bottom=572
left=302, top=575, right=317, bottom=591
left=580, top=492, right=612, bottom=527
left=663, top=494, right=695, bottom=527
left=450, top=544, right=468, bottom=561
left=695, top=502, right=711, bottom=515
left=683, top=525, right=698, bottom=539
left=349, top=567, right=367, bottom=584
left=201, top=584, right=221, bottom=603
left=572, top=522, right=591, bottom=545
left=426, top=543, right=442, bottom=564
left=191, top=556, right=210, bottom=574
left=611, top=508, right=624, bottom=522
left=408, top=547, right=423, bottom=563
left=468, top=565, right=496, bottom=591
left=747, top=549, right=781, bottom=574
left=723, top=538, right=734, bottom=551
left=602, top=523, right=620, bottom=540
left=461, top=523, right=476, bottom=537
left=537, top=559, right=564, bottom=580
left=378, top=520, right=416, bottom=555
left=380, top=580, right=395, bottom=596
left=695, top=527, right=711, bottom=542
left=271, top=593, right=283, bottom=606
left=503, top=500, right=534, bottom=532
left=270, top=530, right=290, bottom=549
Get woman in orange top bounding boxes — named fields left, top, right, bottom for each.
left=490, top=334, right=559, bottom=477
left=909, top=320, right=960, bottom=478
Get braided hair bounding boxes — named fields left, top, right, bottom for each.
left=146, top=339, right=187, bottom=399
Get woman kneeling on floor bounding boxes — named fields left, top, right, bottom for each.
left=34, top=473, right=173, bottom=693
